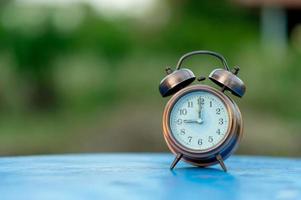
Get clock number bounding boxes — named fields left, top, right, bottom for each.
left=188, top=136, right=192, bottom=143
left=198, top=139, right=203, bottom=145
left=216, top=129, right=221, bottom=135
left=210, top=101, right=212, bottom=107
left=219, top=118, right=224, bottom=125
left=187, top=101, right=193, bottom=108
left=180, top=109, right=187, bottom=115
left=198, top=97, right=204, bottom=105
left=176, top=119, right=182, bottom=125
left=180, top=129, right=185, bottom=135
left=216, top=108, right=221, bottom=115
left=208, top=136, right=213, bottom=143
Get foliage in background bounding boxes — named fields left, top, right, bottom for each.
left=0, top=0, right=300, bottom=156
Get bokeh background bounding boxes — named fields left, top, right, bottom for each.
left=0, top=0, right=300, bottom=156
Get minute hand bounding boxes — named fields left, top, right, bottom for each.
left=198, top=98, right=204, bottom=123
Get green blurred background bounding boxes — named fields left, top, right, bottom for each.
left=0, top=0, right=300, bottom=156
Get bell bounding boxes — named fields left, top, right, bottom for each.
left=209, top=68, right=246, bottom=97
left=159, top=68, right=195, bottom=97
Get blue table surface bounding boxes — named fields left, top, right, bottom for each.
left=0, top=153, right=300, bottom=200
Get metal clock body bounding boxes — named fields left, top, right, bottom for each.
left=158, top=50, right=246, bottom=171
left=162, top=85, right=243, bottom=169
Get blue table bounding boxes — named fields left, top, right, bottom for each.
left=0, top=154, right=300, bottom=200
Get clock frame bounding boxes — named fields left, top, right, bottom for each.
left=162, top=85, right=243, bottom=171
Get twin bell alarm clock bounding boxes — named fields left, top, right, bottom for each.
left=159, top=50, right=246, bottom=171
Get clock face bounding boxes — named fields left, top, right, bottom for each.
left=169, top=90, right=230, bottom=151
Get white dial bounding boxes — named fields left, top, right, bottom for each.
left=169, top=90, right=229, bottom=151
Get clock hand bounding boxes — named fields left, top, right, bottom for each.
left=198, top=98, right=201, bottom=119
left=198, top=97, right=204, bottom=124
left=183, top=119, right=199, bottom=123
left=184, top=119, right=203, bottom=124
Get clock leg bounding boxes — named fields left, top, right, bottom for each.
left=170, top=153, right=183, bottom=170
left=216, top=154, right=227, bottom=172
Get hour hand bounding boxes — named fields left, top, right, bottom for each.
left=183, top=119, right=199, bottom=124
left=183, top=119, right=203, bottom=124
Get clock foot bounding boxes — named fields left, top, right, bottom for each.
left=170, top=153, right=183, bottom=170
left=216, top=154, right=227, bottom=172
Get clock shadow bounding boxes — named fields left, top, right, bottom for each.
left=170, top=166, right=226, bottom=176
left=164, top=166, right=240, bottom=200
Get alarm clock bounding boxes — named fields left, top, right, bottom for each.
left=159, top=50, right=246, bottom=171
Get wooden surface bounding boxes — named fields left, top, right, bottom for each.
left=0, top=154, right=300, bottom=200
